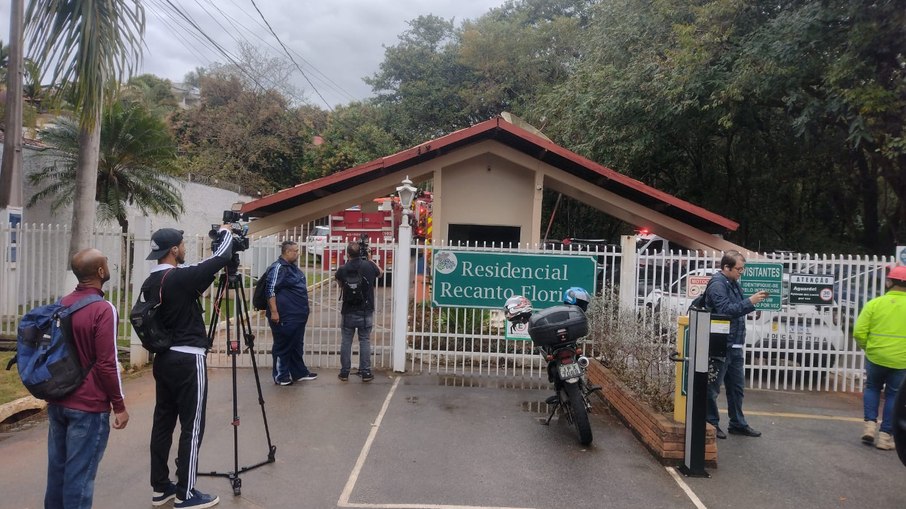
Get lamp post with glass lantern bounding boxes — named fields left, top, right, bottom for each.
left=392, top=176, right=417, bottom=372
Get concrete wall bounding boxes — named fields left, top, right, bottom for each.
left=16, top=146, right=254, bottom=237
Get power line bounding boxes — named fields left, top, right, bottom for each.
left=212, top=0, right=358, bottom=103
left=246, top=0, right=334, bottom=111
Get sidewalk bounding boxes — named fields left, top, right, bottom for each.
left=0, top=368, right=903, bottom=509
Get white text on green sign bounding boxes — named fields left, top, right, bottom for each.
left=432, top=250, right=597, bottom=309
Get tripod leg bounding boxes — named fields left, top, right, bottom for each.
left=234, top=277, right=277, bottom=461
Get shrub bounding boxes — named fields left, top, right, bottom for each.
left=586, top=292, right=676, bottom=413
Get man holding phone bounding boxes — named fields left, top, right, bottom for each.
left=705, top=250, right=769, bottom=439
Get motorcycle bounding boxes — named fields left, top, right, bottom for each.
left=507, top=297, right=599, bottom=445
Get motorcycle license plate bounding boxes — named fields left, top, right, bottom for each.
left=558, top=363, right=582, bottom=380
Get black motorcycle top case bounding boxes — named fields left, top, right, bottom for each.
left=528, top=305, right=589, bottom=346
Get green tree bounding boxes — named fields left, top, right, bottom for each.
left=171, top=72, right=318, bottom=195
left=26, top=0, right=145, bottom=256
left=304, top=102, right=400, bottom=178
left=27, top=100, right=184, bottom=235
left=124, top=74, right=179, bottom=117
left=366, top=15, right=474, bottom=145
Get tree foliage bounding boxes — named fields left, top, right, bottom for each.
left=28, top=100, right=183, bottom=234
left=171, top=73, right=317, bottom=195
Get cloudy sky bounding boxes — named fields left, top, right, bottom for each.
left=1, top=0, right=506, bottom=108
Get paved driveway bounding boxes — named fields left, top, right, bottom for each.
left=0, top=369, right=904, bottom=508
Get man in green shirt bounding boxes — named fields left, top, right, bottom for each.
left=855, top=265, right=906, bottom=450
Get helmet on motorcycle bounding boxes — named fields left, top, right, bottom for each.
left=504, top=295, right=533, bottom=323
left=562, top=287, right=590, bottom=312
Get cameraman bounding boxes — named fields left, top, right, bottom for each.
left=335, top=240, right=382, bottom=382
left=143, top=226, right=232, bottom=509
left=264, top=240, right=316, bottom=385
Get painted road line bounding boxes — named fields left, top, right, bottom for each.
left=666, top=467, right=708, bottom=509
left=337, top=376, right=536, bottom=509
left=723, top=409, right=862, bottom=422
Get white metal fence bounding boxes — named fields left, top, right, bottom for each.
left=1, top=222, right=895, bottom=392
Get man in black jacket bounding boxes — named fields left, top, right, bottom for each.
left=335, top=241, right=382, bottom=382
left=143, top=226, right=232, bottom=509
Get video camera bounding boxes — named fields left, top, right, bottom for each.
left=357, top=233, right=369, bottom=260
left=210, top=210, right=250, bottom=253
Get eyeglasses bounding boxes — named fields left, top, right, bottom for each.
left=733, top=266, right=745, bottom=273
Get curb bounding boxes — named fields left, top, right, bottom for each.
left=0, top=396, right=46, bottom=424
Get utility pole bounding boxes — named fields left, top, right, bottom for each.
left=1, top=0, right=25, bottom=215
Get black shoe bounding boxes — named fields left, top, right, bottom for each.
left=338, top=371, right=349, bottom=381
left=714, top=427, right=727, bottom=440
left=728, top=425, right=761, bottom=437
left=361, top=370, right=374, bottom=382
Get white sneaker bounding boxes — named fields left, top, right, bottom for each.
left=876, top=431, right=894, bottom=450
left=861, top=420, right=878, bottom=445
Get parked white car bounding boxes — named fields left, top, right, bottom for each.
left=304, top=225, right=330, bottom=258
left=644, top=268, right=845, bottom=371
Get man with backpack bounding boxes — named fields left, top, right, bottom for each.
left=45, top=248, right=129, bottom=509
left=264, top=240, right=316, bottom=385
left=335, top=240, right=382, bottom=382
left=144, top=226, right=232, bottom=509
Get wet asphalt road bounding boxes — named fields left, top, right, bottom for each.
left=0, top=368, right=904, bottom=508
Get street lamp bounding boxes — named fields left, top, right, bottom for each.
left=392, top=176, right=416, bottom=372
left=396, top=176, right=417, bottom=219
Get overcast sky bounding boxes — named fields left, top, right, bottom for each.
left=1, top=0, right=505, bottom=108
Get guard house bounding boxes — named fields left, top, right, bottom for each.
left=241, top=116, right=743, bottom=253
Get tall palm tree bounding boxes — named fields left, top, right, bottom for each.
left=26, top=1, right=145, bottom=257
left=27, top=100, right=184, bottom=235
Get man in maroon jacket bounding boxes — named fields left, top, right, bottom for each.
left=45, top=248, right=129, bottom=509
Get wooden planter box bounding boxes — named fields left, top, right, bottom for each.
left=587, top=360, right=717, bottom=467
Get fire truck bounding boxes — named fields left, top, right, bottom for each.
left=306, top=199, right=402, bottom=273
left=305, top=191, right=433, bottom=273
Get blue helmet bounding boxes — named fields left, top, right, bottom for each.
left=563, top=287, right=590, bottom=311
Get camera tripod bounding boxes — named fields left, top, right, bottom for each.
left=198, top=262, right=276, bottom=495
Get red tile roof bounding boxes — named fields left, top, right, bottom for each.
left=241, top=117, right=738, bottom=233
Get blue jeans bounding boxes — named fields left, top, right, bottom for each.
left=707, top=348, right=748, bottom=429
left=46, top=405, right=111, bottom=509
left=269, top=320, right=311, bottom=382
left=863, top=359, right=906, bottom=434
left=340, top=312, right=373, bottom=373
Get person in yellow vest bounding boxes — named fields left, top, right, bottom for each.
left=855, top=265, right=906, bottom=450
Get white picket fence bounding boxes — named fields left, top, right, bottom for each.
left=0, top=222, right=894, bottom=392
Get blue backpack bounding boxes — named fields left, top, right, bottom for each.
left=6, top=295, right=104, bottom=401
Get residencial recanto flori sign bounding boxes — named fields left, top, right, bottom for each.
left=431, top=250, right=597, bottom=309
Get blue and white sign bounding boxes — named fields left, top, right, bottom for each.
left=897, top=245, right=906, bottom=265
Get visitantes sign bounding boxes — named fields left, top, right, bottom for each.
left=739, top=262, right=783, bottom=311
left=788, top=273, right=835, bottom=305
left=431, top=250, right=597, bottom=309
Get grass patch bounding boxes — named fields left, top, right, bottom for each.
left=0, top=351, right=29, bottom=406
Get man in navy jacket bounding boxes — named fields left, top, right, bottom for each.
left=265, top=240, right=316, bottom=385
left=705, top=250, right=768, bottom=440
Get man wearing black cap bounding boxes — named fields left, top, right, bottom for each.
left=142, top=225, right=232, bottom=509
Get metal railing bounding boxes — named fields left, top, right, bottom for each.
left=2, top=222, right=894, bottom=391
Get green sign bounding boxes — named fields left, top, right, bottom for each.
left=739, top=262, right=783, bottom=311
left=432, top=250, right=597, bottom=309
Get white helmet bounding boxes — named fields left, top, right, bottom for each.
left=504, top=295, right=533, bottom=323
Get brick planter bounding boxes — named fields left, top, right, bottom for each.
left=587, top=360, right=717, bottom=467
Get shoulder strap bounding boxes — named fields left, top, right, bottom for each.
left=158, top=268, right=175, bottom=303
left=59, top=294, right=106, bottom=318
